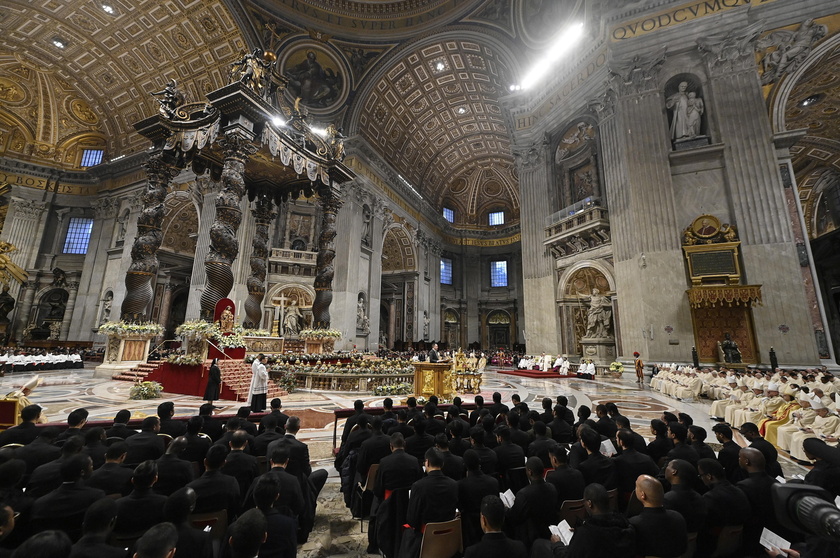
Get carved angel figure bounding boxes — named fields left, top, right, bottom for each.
left=151, top=79, right=186, bottom=119
left=758, top=19, right=827, bottom=85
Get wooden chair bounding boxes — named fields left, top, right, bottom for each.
left=711, top=525, right=743, bottom=557
left=157, top=432, right=173, bottom=449
left=681, top=531, right=698, bottom=558
left=558, top=498, right=588, bottom=527
left=607, top=488, right=619, bottom=511
left=353, top=463, right=379, bottom=531
left=256, top=455, right=269, bottom=475
left=188, top=509, right=229, bottom=541
left=419, top=517, right=462, bottom=558
left=624, top=490, right=643, bottom=518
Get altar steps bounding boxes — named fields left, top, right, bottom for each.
left=111, top=361, right=163, bottom=382
left=218, top=360, right=288, bottom=403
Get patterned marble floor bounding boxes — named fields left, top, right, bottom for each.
left=3, top=364, right=809, bottom=557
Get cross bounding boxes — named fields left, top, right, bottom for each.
left=271, top=294, right=289, bottom=336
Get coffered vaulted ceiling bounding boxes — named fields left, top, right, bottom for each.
left=0, top=0, right=586, bottom=228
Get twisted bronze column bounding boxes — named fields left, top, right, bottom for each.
left=121, top=155, right=179, bottom=321
left=243, top=195, right=276, bottom=328
left=312, top=193, right=343, bottom=328
left=200, top=133, right=258, bottom=320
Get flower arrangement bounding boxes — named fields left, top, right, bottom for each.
left=241, top=328, right=271, bottom=337
left=609, top=361, right=624, bottom=373
left=299, top=328, right=342, bottom=340
left=274, top=368, right=297, bottom=394
left=98, top=321, right=164, bottom=338
left=166, top=354, right=204, bottom=366
left=175, top=320, right=216, bottom=337
left=175, top=320, right=247, bottom=349
left=129, top=380, right=163, bottom=400
left=373, top=382, right=413, bottom=396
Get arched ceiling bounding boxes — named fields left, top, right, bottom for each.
left=355, top=37, right=518, bottom=223
left=0, top=0, right=247, bottom=167
left=784, top=38, right=840, bottom=238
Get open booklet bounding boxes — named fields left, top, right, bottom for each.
left=548, top=520, right=574, bottom=545
left=759, top=527, right=790, bottom=557
left=600, top=439, right=617, bottom=457
left=499, top=489, right=515, bottom=508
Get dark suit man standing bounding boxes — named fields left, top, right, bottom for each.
left=697, top=458, right=752, bottom=557
left=458, top=449, right=500, bottom=548
left=663, top=459, right=707, bottom=534
left=260, top=398, right=289, bottom=433
left=124, top=416, right=165, bottom=464
left=493, top=425, right=525, bottom=479
left=545, top=446, right=585, bottom=509
left=31, top=453, right=105, bottom=536
left=372, top=433, right=424, bottom=555
left=114, top=460, right=168, bottom=534
left=712, top=424, right=742, bottom=482
left=153, top=436, right=195, bottom=496
left=464, top=495, right=527, bottom=558
left=187, top=443, right=241, bottom=520
left=506, top=457, right=557, bottom=550
left=105, top=409, right=137, bottom=440
left=614, top=429, right=659, bottom=497
left=577, top=427, right=617, bottom=490
left=0, top=404, right=42, bottom=446
left=222, top=430, right=260, bottom=497
left=399, top=448, right=458, bottom=558
left=630, top=475, right=687, bottom=558
left=427, top=343, right=440, bottom=363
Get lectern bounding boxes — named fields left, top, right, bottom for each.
left=413, top=362, right=455, bottom=400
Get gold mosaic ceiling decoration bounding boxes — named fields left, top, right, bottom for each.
left=356, top=38, right=517, bottom=221
left=0, top=0, right=247, bottom=162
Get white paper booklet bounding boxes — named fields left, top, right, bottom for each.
left=548, top=520, right=574, bottom=545
left=759, top=527, right=790, bottom=556
left=499, top=489, right=515, bottom=508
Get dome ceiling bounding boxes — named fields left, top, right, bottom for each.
left=0, top=0, right=248, bottom=167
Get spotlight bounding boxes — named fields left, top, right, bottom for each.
left=271, top=116, right=285, bottom=127
left=799, top=94, right=823, bottom=107
left=521, top=22, right=585, bottom=90
left=52, top=37, right=67, bottom=49
left=457, top=107, right=466, bottom=115
left=435, top=62, right=445, bottom=71
left=102, top=4, right=115, bottom=14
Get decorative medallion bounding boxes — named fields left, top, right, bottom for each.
left=0, top=77, right=27, bottom=105
left=70, top=14, right=97, bottom=32
left=279, top=43, right=346, bottom=111
left=69, top=98, right=98, bottom=125
left=172, top=31, right=191, bottom=49
left=200, top=16, right=218, bottom=34
left=555, top=121, right=596, bottom=163
left=690, top=214, right=721, bottom=238
left=145, top=41, right=165, bottom=63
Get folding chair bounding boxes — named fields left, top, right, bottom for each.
left=188, top=509, right=229, bottom=541
left=558, top=498, right=587, bottom=527
left=353, top=463, right=379, bottom=532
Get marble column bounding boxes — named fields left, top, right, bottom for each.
left=312, top=192, right=343, bottom=328
left=388, top=298, right=396, bottom=349
left=515, top=141, right=559, bottom=353
left=1, top=197, right=47, bottom=270
left=185, top=177, right=222, bottom=320
left=243, top=196, right=276, bottom=328
left=698, top=28, right=819, bottom=364
left=60, top=281, right=80, bottom=341
left=14, top=280, right=37, bottom=340
left=158, top=280, right=175, bottom=333
left=200, top=133, right=258, bottom=320
left=121, top=154, right=180, bottom=321
left=593, top=50, right=692, bottom=362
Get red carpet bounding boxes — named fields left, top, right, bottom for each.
left=499, top=369, right=575, bottom=379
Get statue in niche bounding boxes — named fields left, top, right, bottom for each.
left=584, top=288, right=612, bottom=339
left=356, top=296, right=368, bottom=331
left=52, top=268, right=67, bottom=287
left=116, top=212, right=128, bottom=242
left=686, top=92, right=704, bottom=138
left=284, top=300, right=301, bottom=336
left=49, top=321, right=61, bottom=340
left=666, top=81, right=705, bottom=141
left=423, top=311, right=430, bottom=339
left=100, top=292, right=113, bottom=325
left=719, top=332, right=742, bottom=363
left=362, top=205, right=372, bottom=246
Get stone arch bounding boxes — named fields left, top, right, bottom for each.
left=264, top=283, right=316, bottom=333
left=160, top=191, right=199, bottom=255
left=382, top=224, right=416, bottom=272
left=556, top=262, right=616, bottom=357
left=557, top=260, right=616, bottom=298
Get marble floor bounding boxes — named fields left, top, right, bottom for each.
left=2, top=364, right=810, bottom=556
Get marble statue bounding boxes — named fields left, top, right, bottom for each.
left=356, top=297, right=367, bottom=330
left=284, top=300, right=301, bottom=336
left=720, top=333, right=742, bottom=364
left=758, top=19, right=828, bottom=85
left=585, top=288, right=612, bottom=338
left=0, top=284, right=14, bottom=324
left=423, top=311, right=430, bottom=339
left=100, top=293, right=112, bottom=325
left=666, top=81, right=704, bottom=141
left=362, top=205, right=372, bottom=246
left=150, top=79, right=187, bottom=119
